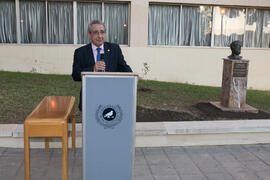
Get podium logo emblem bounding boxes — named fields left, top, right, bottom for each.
left=103, top=108, right=116, bottom=121
left=96, top=105, right=122, bottom=129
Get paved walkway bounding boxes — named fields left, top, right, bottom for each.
left=1, top=144, right=270, bottom=180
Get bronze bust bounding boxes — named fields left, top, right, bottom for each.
left=228, top=41, right=243, bottom=60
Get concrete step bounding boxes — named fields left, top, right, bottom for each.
left=1, top=119, right=270, bottom=148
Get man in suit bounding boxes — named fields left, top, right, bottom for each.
left=72, top=20, right=132, bottom=111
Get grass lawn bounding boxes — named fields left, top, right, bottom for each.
left=0, top=71, right=270, bottom=124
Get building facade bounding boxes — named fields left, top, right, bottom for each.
left=0, top=0, right=270, bottom=90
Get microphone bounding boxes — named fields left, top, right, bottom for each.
left=98, top=53, right=105, bottom=72
left=100, top=53, right=105, bottom=61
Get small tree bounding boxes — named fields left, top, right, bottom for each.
left=142, top=62, right=150, bottom=79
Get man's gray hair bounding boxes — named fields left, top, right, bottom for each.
left=88, top=20, right=106, bottom=33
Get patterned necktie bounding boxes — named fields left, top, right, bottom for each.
left=96, top=47, right=101, bottom=61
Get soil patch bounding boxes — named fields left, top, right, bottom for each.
left=136, top=106, right=196, bottom=122
left=194, top=102, right=270, bottom=120
left=136, top=103, right=270, bottom=122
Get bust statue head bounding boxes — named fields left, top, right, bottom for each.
left=228, top=41, right=242, bottom=60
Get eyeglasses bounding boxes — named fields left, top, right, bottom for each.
left=91, top=30, right=106, bottom=35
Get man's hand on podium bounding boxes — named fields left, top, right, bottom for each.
left=94, top=61, right=106, bottom=72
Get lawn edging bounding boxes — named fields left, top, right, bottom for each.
left=1, top=120, right=270, bottom=148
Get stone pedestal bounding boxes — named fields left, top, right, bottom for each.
left=211, top=58, right=258, bottom=113
left=221, top=58, right=248, bottom=108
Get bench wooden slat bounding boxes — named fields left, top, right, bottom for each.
left=26, top=96, right=75, bottom=122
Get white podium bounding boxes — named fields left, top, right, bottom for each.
left=82, top=72, right=138, bottom=180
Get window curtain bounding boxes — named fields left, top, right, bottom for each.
left=148, top=5, right=180, bottom=45
left=20, top=0, right=46, bottom=43
left=0, top=0, right=16, bottom=43
left=180, top=6, right=212, bottom=46
left=214, top=7, right=246, bottom=47
left=48, top=1, right=73, bottom=44
left=245, top=9, right=270, bottom=48
left=104, top=3, right=129, bottom=45
left=77, top=2, right=102, bottom=44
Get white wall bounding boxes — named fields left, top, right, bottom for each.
left=1, top=44, right=269, bottom=90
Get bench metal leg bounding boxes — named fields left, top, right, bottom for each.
left=24, top=125, right=30, bottom=180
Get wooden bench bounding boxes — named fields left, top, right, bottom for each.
left=24, top=96, right=76, bottom=180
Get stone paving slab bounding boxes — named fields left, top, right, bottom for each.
left=1, top=144, right=270, bottom=180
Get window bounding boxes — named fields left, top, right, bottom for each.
left=48, top=1, right=73, bottom=44
left=149, top=4, right=270, bottom=48
left=20, top=0, right=46, bottom=43
left=77, top=2, right=129, bottom=45
left=148, top=4, right=212, bottom=46
left=245, top=9, right=270, bottom=48
left=77, top=2, right=102, bottom=44
left=180, top=6, right=212, bottom=46
left=213, top=7, right=246, bottom=47
left=0, top=0, right=16, bottom=43
left=104, top=3, right=129, bottom=45
left=148, top=5, right=180, bottom=46
left=0, top=0, right=129, bottom=45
